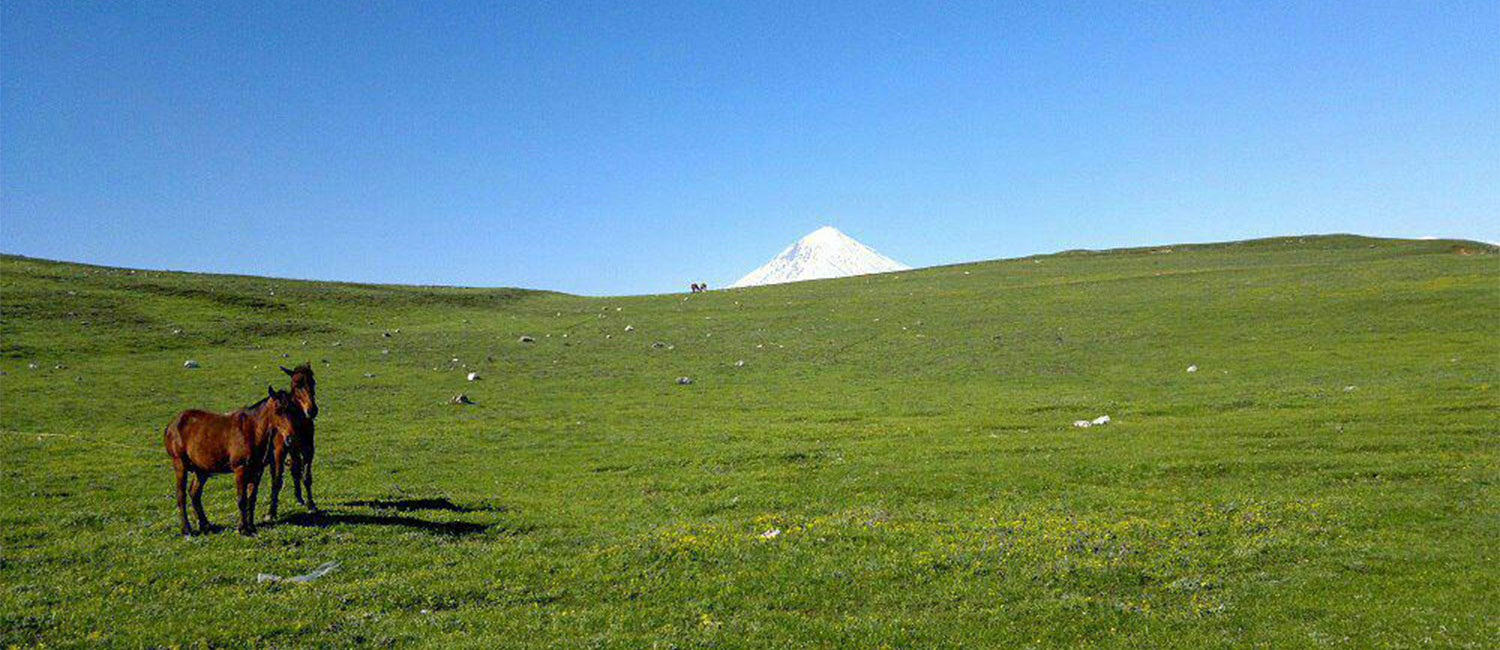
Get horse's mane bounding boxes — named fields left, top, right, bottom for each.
left=239, top=395, right=271, bottom=414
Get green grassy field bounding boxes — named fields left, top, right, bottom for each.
left=2, top=235, right=1496, bottom=648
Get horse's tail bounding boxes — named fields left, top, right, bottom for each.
left=163, top=412, right=186, bottom=459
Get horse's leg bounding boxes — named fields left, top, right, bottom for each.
left=190, top=471, right=211, bottom=532
left=291, top=453, right=305, bottom=505
left=234, top=466, right=252, bottom=535
left=173, top=460, right=190, bottom=536
left=246, top=471, right=261, bottom=535
left=265, top=444, right=285, bottom=523
left=301, top=448, right=317, bottom=512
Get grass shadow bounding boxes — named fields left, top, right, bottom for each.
left=340, top=497, right=506, bottom=513
left=278, top=510, right=490, bottom=536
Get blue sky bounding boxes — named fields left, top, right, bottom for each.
left=3, top=1, right=1496, bottom=295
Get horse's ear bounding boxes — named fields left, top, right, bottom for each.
left=280, top=366, right=293, bottom=376
left=268, top=385, right=277, bottom=399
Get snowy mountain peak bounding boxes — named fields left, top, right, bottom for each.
left=729, top=226, right=911, bottom=288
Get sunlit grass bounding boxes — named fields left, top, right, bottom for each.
left=1, top=235, right=1496, bottom=647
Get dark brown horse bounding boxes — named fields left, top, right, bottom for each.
left=266, top=364, right=318, bottom=520
left=164, top=387, right=306, bottom=535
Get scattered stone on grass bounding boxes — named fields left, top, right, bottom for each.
left=362, top=373, right=376, bottom=378
left=257, top=561, right=340, bottom=584
left=624, top=325, right=635, bottom=332
left=676, top=377, right=693, bottom=385
left=518, top=336, right=535, bottom=343
left=759, top=529, right=781, bottom=539
left=467, top=372, right=481, bottom=381
left=1072, top=420, right=1092, bottom=428
left=183, top=360, right=200, bottom=369
left=1187, top=365, right=1198, bottom=373
left=450, top=394, right=475, bottom=405
left=734, top=360, right=745, bottom=367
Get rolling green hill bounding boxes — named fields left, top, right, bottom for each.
left=2, top=235, right=1496, bottom=648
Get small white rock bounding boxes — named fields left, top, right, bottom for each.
left=759, top=528, right=781, bottom=539
left=467, top=372, right=481, bottom=381
left=1092, top=415, right=1111, bottom=425
left=1186, top=365, right=1198, bottom=373
left=183, top=360, right=200, bottom=369
left=624, top=325, right=634, bottom=332
left=1072, top=420, right=1092, bottom=428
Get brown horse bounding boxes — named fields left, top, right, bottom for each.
left=164, top=387, right=306, bottom=536
left=266, top=363, right=319, bottom=520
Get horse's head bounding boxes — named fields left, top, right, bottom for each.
left=264, top=385, right=309, bottom=442
left=280, top=363, right=317, bottom=419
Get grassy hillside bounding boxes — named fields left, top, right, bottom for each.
left=1, top=235, right=1496, bottom=648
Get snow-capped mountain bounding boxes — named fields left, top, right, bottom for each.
left=729, top=226, right=911, bottom=288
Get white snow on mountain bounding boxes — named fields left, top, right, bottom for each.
left=729, top=226, right=911, bottom=288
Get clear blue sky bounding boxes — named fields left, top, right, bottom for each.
left=3, top=2, right=1496, bottom=295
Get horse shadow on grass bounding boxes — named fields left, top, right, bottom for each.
left=277, top=510, right=489, bottom=536
left=275, top=498, right=508, bottom=537
left=339, top=497, right=507, bottom=514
